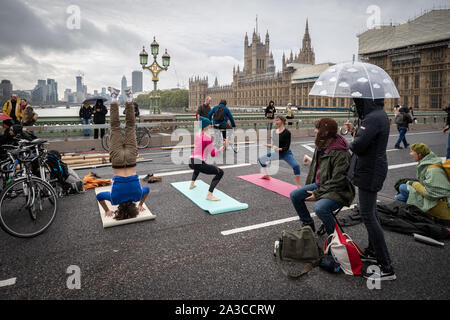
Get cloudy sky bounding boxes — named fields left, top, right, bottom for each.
left=0, top=0, right=443, bottom=97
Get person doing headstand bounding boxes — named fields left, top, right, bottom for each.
left=189, top=116, right=226, bottom=201
left=96, top=87, right=149, bottom=220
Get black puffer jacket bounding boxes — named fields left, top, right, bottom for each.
left=348, top=98, right=390, bottom=192
left=92, top=104, right=108, bottom=124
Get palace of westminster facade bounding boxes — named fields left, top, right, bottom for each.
left=189, top=11, right=449, bottom=111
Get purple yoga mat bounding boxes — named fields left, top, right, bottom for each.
left=237, top=173, right=297, bottom=198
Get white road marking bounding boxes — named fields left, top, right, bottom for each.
left=0, top=278, right=16, bottom=288
left=221, top=205, right=357, bottom=236
left=301, top=144, right=315, bottom=153
left=388, top=157, right=445, bottom=170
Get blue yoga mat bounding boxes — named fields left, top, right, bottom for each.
left=171, top=180, right=248, bottom=215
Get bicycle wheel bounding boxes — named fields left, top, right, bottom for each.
left=0, top=177, right=57, bottom=238
left=136, top=128, right=151, bottom=149
left=227, top=131, right=239, bottom=153
left=212, top=128, right=223, bottom=150
left=339, top=126, right=349, bottom=135
left=102, top=133, right=110, bottom=151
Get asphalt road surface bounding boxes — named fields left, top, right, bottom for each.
left=0, top=127, right=449, bottom=300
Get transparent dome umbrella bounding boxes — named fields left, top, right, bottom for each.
left=309, top=61, right=400, bottom=99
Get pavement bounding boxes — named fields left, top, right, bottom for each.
left=0, top=127, right=449, bottom=300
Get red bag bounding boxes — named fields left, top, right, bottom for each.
left=324, top=221, right=364, bottom=275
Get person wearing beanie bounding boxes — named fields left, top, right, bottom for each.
left=290, top=118, right=355, bottom=235
left=396, top=143, right=450, bottom=221
left=96, top=87, right=150, bottom=221
left=189, top=116, right=227, bottom=201
left=258, top=115, right=301, bottom=188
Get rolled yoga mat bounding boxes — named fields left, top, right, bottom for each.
left=95, top=186, right=156, bottom=228
left=237, top=173, right=297, bottom=198
left=171, top=180, right=248, bottom=215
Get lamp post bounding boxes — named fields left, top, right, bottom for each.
left=140, top=36, right=170, bottom=114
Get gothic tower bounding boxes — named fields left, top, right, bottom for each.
left=243, top=18, right=270, bottom=75
left=296, top=19, right=315, bottom=65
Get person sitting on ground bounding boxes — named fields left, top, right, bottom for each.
left=395, top=143, right=450, bottom=221
left=21, top=99, right=38, bottom=126
left=290, top=118, right=355, bottom=235
left=258, top=115, right=301, bottom=188
left=189, top=116, right=226, bottom=201
left=208, top=99, right=236, bottom=140
left=96, top=87, right=150, bottom=220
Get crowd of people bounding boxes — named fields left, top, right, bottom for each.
left=1, top=89, right=449, bottom=283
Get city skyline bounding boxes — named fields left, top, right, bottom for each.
left=0, top=0, right=446, bottom=99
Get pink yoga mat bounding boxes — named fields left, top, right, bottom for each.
left=237, top=174, right=297, bottom=198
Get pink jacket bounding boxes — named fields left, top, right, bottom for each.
left=191, top=132, right=221, bottom=162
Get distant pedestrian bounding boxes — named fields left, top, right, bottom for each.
left=265, top=100, right=276, bottom=131
left=409, top=107, right=417, bottom=124
left=92, top=99, right=108, bottom=139
left=443, top=103, right=450, bottom=159
left=394, top=105, right=412, bottom=149
left=123, top=101, right=140, bottom=118
left=285, top=103, right=294, bottom=126
left=2, top=94, right=22, bottom=124
left=21, top=99, right=38, bottom=126
left=196, top=96, right=212, bottom=120
left=79, top=103, right=93, bottom=136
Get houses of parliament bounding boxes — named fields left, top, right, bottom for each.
left=189, top=20, right=353, bottom=110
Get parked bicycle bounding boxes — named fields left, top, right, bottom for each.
left=0, top=139, right=58, bottom=238
left=102, top=125, right=151, bottom=151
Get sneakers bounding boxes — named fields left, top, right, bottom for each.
left=108, top=87, right=120, bottom=98
left=394, top=145, right=403, bottom=150
left=363, top=264, right=397, bottom=281
left=125, top=87, right=133, bottom=98
left=404, top=144, right=410, bottom=148
left=302, top=222, right=316, bottom=233
left=360, top=248, right=378, bottom=263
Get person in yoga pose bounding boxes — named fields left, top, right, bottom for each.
left=189, top=116, right=227, bottom=201
left=96, top=87, right=149, bottom=220
left=258, top=115, right=301, bottom=188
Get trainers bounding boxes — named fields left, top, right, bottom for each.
left=302, top=222, right=316, bottom=233
left=363, top=264, right=396, bottom=281
left=394, top=145, right=403, bottom=150
left=360, top=248, right=378, bottom=263
left=125, top=87, right=133, bottom=98
left=108, top=87, right=120, bottom=98
left=405, top=144, right=410, bottom=148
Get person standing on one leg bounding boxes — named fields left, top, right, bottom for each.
left=258, top=115, right=301, bottom=188
left=189, top=116, right=226, bottom=201
left=345, top=98, right=396, bottom=281
left=96, top=87, right=149, bottom=220
left=290, top=118, right=355, bottom=235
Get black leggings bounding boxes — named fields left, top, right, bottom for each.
left=189, top=158, right=224, bottom=192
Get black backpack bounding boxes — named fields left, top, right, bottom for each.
left=46, top=150, right=69, bottom=183
left=214, top=106, right=225, bottom=123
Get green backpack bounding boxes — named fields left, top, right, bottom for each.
left=274, top=226, right=323, bottom=279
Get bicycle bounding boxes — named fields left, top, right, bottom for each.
left=0, top=140, right=58, bottom=238
left=211, top=126, right=239, bottom=153
left=101, top=125, right=151, bottom=151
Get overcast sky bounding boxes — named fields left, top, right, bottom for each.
left=0, top=0, right=444, bottom=97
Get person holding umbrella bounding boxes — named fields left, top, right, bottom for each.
left=92, top=99, right=108, bottom=139
left=309, top=61, right=399, bottom=281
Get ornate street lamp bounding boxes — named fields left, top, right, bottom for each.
left=140, top=36, right=170, bottom=114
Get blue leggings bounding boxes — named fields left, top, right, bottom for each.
left=258, top=150, right=300, bottom=176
